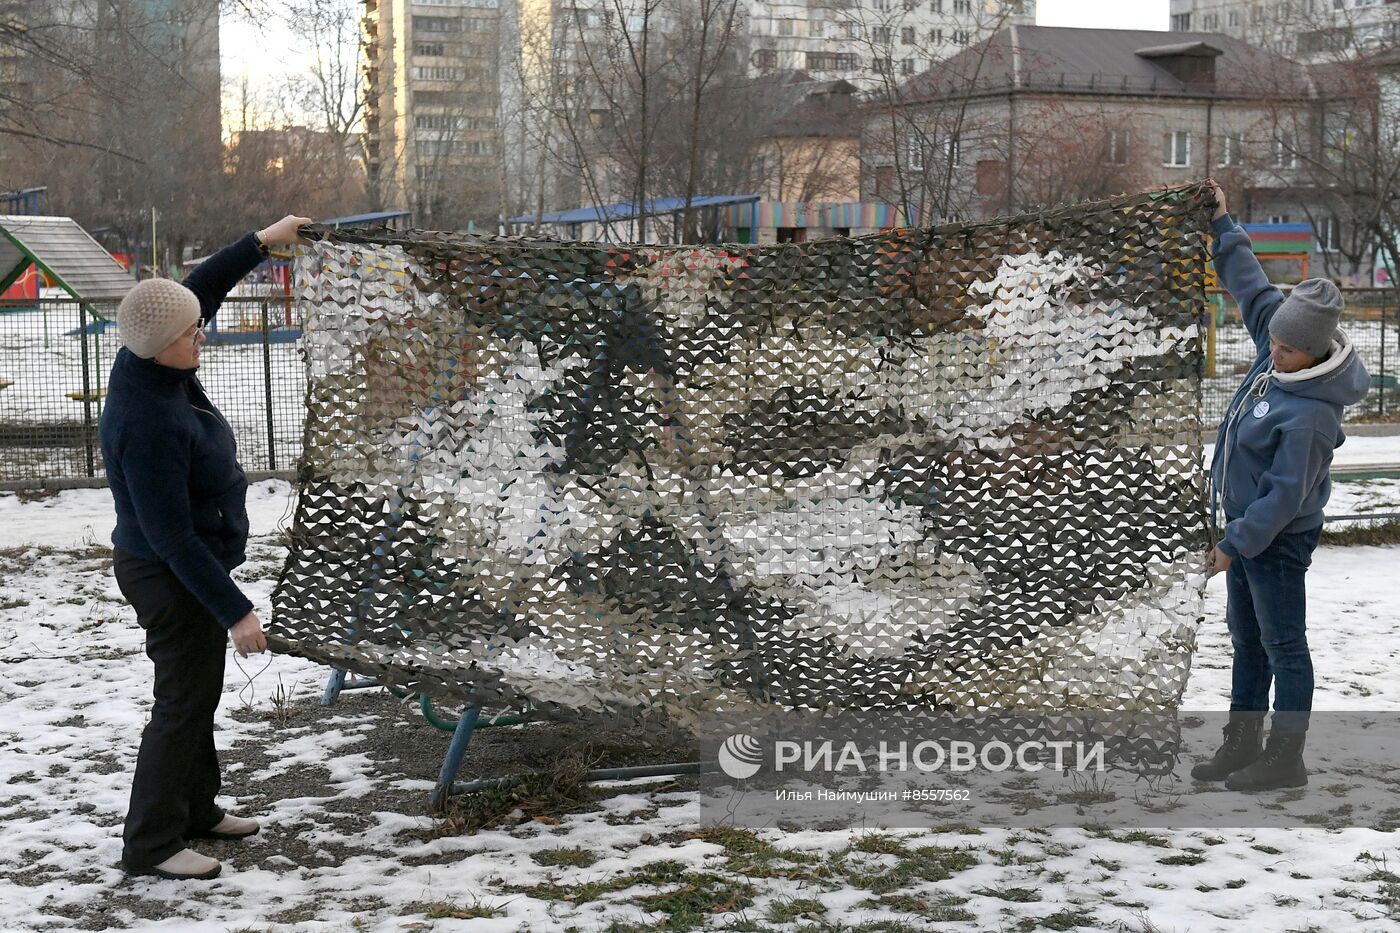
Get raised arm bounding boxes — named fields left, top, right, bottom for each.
left=1208, top=182, right=1284, bottom=353
left=181, top=215, right=311, bottom=324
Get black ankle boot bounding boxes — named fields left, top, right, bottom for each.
left=1225, top=731, right=1307, bottom=791
left=1190, top=714, right=1264, bottom=781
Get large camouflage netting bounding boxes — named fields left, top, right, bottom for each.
left=268, top=184, right=1215, bottom=722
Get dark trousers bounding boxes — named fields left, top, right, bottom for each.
left=1224, top=524, right=1322, bottom=735
left=113, top=549, right=228, bottom=869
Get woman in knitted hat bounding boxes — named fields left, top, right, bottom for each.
left=101, top=214, right=310, bottom=880
left=1192, top=182, right=1369, bottom=792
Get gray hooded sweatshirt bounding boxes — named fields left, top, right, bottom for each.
left=1210, top=214, right=1370, bottom=559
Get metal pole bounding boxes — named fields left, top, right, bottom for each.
left=77, top=303, right=95, bottom=476
left=432, top=705, right=483, bottom=813
left=450, top=761, right=717, bottom=797
left=1380, top=289, right=1388, bottom=417
left=261, top=300, right=277, bottom=471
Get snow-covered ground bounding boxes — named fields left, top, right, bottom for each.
left=2, top=472, right=1399, bottom=932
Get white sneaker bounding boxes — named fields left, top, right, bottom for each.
left=148, top=848, right=221, bottom=880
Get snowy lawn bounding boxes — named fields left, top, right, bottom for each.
left=1, top=480, right=1399, bottom=932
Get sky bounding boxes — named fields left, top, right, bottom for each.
left=1036, top=0, right=1168, bottom=31
left=219, top=0, right=1170, bottom=133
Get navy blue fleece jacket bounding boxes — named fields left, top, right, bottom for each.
left=100, top=233, right=266, bottom=627
left=1209, top=214, right=1370, bottom=559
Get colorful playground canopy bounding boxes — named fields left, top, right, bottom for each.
left=0, top=214, right=135, bottom=304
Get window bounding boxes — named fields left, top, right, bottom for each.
left=413, top=16, right=461, bottom=33
left=1325, top=123, right=1357, bottom=153
left=415, top=164, right=437, bottom=181
left=1218, top=133, right=1243, bottom=166
left=954, top=0, right=972, bottom=13
left=418, top=139, right=463, bottom=156
left=943, top=135, right=961, bottom=165
left=1203, top=13, right=1218, bottom=30
left=778, top=18, right=795, bottom=36
left=1170, top=13, right=1191, bottom=31
left=873, top=56, right=894, bottom=74
left=465, top=140, right=493, bottom=155
left=1103, top=128, right=1130, bottom=165
left=807, top=51, right=858, bottom=71
left=1273, top=135, right=1298, bottom=168
left=901, top=26, right=915, bottom=44
left=902, top=58, right=915, bottom=75
left=1267, top=214, right=1290, bottom=224
left=930, top=1, right=943, bottom=12
left=905, top=137, right=924, bottom=170
left=953, top=29, right=971, bottom=44
left=841, top=21, right=862, bottom=39
left=1163, top=130, right=1191, bottom=167
left=874, top=0, right=892, bottom=10
left=873, top=26, right=892, bottom=44
left=1317, top=216, right=1342, bottom=252
left=416, top=114, right=465, bottom=131
left=754, top=48, right=778, bottom=70
left=413, top=66, right=465, bottom=81
left=1227, top=11, right=1240, bottom=27
left=415, top=42, right=446, bottom=56
left=929, top=27, right=944, bottom=43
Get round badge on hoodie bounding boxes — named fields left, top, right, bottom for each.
left=1252, top=400, right=1270, bottom=419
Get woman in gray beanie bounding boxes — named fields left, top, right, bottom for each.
left=1192, top=182, right=1369, bottom=792
left=100, top=214, right=310, bottom=880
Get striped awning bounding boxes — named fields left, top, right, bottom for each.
left=1240, top=222, right=1313, bottom=255
left=724, top=201, right=921, bottom=230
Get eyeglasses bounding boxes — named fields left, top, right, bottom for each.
left=189, top=321, right=207, bottom=345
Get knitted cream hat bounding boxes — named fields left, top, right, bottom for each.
left=116, top=278, right=201, bottom=358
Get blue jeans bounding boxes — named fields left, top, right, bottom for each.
left=1225, top=524, right=1322, bottom=735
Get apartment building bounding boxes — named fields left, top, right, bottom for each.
left=1168, top=0, right=1400, bottom=60
left=749, top=0, right=1035, bottom=86
left=362, top=0, right=504, bottom=230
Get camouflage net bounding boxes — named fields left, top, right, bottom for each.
left=269, top=184, right=1215, bottom=721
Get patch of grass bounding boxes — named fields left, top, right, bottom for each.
left=418, top=897, right=504, bottom=920
left=1018, top=908, right=1098, bottom=931
left=435, top=746, right=599, bottom=833
left=532, top=846, right=598, bottom=869
left=869, top=893, right=975, bottom=922
left=0, top=597, right=29, bottom=610
left=1224, top=879, right=1247, bottom=889
left=1089, top=856, right=1121, bottom=872
left=765, top=897, right=827, bottom=923
left=852, top=833, right=910, bottom=856
left=1322, top=518, right=1400, bottom=547
left=1157, top=852, right=1206, bottom=866
left=974, top=886, right=1042, bottom=902
left=845, top=844, right=979, bottom=893
left=1110, top=830, right=1173, bottom=848
left=1251, top=843, right=1284, bottom=855
left=631, top=871, right=755, bottom=931
left=688, top=826, right=825, bottom=881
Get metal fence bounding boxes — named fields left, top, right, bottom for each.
left=0, top=296, right=305, bottom=483
left=1, top=288, right=1394, bottom=485
left=1205, top=288, right=1395, bottom=425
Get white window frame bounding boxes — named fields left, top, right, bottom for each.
left=1104, top=128, right=1129, bottom=165
left=1164, top=130, right=1191, bottom=167
left=1317, top=216, right=1342, bottom=252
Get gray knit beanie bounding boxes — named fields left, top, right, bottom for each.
left=1269, top=278, right=1344, bottom=359
left=116, top=278, right=201, bottom=359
